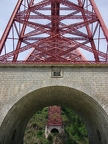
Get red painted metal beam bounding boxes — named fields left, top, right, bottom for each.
left=47, top=106, right=62, bottom=126
left=51, top=1, right=60, bottom=33
left=89, top=0, right=108, bottom=42
left=0, top=0, right=23, bottom=54
left=0, top=0, right=108, bottom=63
left=78, top=0, right=99, bottom=62
left=12, top=0, right=34, bottom=62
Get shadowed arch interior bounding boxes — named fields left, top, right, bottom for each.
left=0, top=86, right=108, bottom=144
left=51, top=128, right=59, bottom=134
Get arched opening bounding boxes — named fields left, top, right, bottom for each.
left=0, top=86, right=108, bottom=144
left=51, top=128, right=59, bottom=134
left=24, top=107, right=88, bottom=144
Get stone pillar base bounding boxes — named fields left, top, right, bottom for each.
left=45, top=125, right=65, bottom=138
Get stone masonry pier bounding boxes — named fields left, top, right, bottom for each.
left=0, top=64, right=108, bottom=144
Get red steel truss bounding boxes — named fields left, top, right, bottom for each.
left=47, top=106, right=62, bottom=126
left=0, top=0, right=108, bottom=64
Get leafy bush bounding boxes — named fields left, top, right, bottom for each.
left=47, top=134, right=53, bottom=142
left=37, top=130, right=43, bottom=137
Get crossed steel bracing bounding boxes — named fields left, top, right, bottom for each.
left=47, top=106, right=62, bottom=126
left=0, top=0, right=108, bottom=64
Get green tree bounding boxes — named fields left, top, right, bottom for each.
left=24, top=107, right=88, bottom=144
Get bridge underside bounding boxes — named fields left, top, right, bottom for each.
left=0, top=0, right=108, bottom=63
left=0, top=86, right=108, bottom=144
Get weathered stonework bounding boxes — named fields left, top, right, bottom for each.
left=45, top=125, right=64, bottom=138
left=0, top=64, right=108, bottom=144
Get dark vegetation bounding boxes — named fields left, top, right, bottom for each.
left=24, top=107, right=89, bottom=144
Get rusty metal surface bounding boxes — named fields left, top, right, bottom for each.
left=47, top=106, right=62, bottom=126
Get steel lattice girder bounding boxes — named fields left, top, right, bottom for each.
left=47, top=106, right=63, bottom=126
left=0, top=0, right=108, bottom=63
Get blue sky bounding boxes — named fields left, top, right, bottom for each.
left=0, top=0, right=108, bottom=37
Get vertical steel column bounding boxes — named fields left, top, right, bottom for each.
left=47, top=106, right=62, bottom=126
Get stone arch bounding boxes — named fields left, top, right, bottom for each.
left=51, top=128, right=59, bottom=133
left=45, top=125, right=64, bottom=138
left=0, top=86, right=108, bottom=144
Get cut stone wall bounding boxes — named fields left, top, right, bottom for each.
left=0, top=64, right=108, bottom=144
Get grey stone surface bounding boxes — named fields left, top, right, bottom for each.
left=0, top=64, right=108, bottom=144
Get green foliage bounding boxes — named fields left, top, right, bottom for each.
left=47, top=134, right=53, bottom=142
left=62, top=107, right=88, bottom=143
left=37, top=130, right=43, bottom=138
left=67, top=138, right=77, bottom=144
left=24, top=107, right=88, bottom=144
